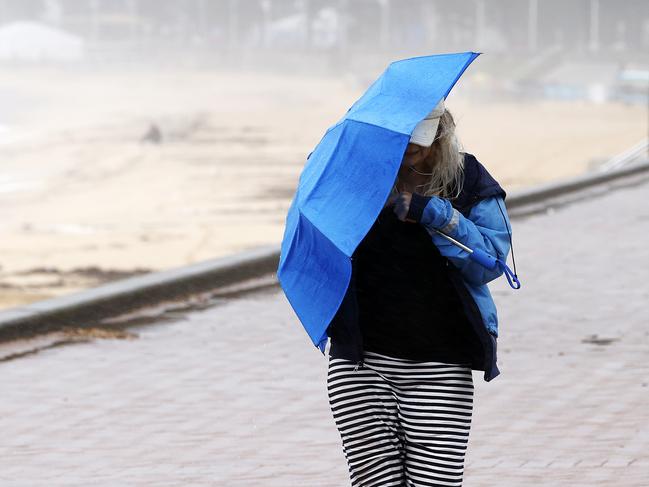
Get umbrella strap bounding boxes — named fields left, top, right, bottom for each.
left=495, top=197, right=520, bottom=289
left=496, top=259, right=521, bottom=289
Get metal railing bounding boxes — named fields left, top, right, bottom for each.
left=597, top=139, right=649, bottom=172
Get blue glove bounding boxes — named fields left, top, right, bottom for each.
left=406, top=193, right=454, bottom=229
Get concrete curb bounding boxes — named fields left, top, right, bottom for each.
left=0, top=245, right=280, bottom=341
left=505, top=160, right=649, bottom=212
left=1, top=160, right=648, bottom=341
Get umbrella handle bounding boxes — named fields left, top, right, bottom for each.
left=469, top=248, right=497, bottom=269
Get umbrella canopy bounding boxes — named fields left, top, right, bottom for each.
left=278, top=51, right=481, bottom=353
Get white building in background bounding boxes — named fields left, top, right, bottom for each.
left=0, top=21, right=84, bottom=62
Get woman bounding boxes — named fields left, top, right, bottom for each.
left=325, top=99, right=512, bottom=486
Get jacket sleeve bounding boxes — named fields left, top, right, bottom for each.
left=418, top=195, right=512, bottom=286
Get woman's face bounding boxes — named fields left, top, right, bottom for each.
left=401, top=143, right=432, bottom=169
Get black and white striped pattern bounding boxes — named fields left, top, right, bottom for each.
left=327, top=350, right=474, bottom=487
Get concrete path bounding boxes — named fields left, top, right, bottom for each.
left=1, top=178, right=648, bottom=486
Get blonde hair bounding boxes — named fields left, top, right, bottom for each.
left=391, top=108, right=465, bottom=200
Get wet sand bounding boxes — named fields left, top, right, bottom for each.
left=0, top=68, right=646, bottom=309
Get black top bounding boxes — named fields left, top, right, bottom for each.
left=352, top=205, right=478, bottom=364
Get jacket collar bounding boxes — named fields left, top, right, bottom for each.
left=452, top=152, right=507, bottom=217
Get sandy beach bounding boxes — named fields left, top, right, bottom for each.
left=0, top=67, right=646, bottom=309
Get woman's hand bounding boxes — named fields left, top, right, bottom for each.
left=384, top=192, right=416, bottom=222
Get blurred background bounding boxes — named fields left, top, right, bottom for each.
left=1, top=0, right=647, bottom=310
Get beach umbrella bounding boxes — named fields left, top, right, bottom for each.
left=278, top=51, right=485, bottom=354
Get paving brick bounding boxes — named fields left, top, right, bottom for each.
left=1, top=179, right=649, bottom=485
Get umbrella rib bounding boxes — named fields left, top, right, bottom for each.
left=298, top=209, right=352, bottom=258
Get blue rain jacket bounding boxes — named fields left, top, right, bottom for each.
left=408, top=155, right=512, bottom=381
left=420, top=190, right=511, bottom=339
left=327, top=152, right=511, bottom=381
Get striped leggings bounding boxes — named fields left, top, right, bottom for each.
left=327, top=350, right=474, bottom=487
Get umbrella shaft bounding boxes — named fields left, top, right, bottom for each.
left=433, top=229, right=473, bottom=253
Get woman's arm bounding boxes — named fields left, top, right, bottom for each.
left=409, top=194, right=512, bottom=286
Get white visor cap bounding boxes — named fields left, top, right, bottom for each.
left=409, top=99, right=445, bottom=147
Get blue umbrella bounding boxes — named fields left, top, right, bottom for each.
left=278, top=51, right=486, bottom=354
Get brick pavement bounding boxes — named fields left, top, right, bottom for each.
left=1, top=178, right=648, bottom=486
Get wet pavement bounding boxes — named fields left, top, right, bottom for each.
left=1, top=176, right=649, bottom=486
